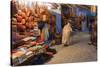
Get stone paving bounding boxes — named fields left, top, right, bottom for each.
left=46, top=32, right=97, bottom=64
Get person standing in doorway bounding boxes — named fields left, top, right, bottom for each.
left=88, top=17, right=97, bottom=47
left=62, top=19, right=72, bottom=46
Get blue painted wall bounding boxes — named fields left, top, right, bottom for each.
left=52, top=12, right=62, bottom=34
left=75, top=7, right=93, bottom=32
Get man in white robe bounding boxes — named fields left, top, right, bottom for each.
left=62, top=20, right=72, bottom=46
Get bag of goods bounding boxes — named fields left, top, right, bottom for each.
left=21, top=12, right=26, bottom=19
left=28, top=16, right=33, bottom=21
left=40, top=7, right=45, bottom=14
left=26, top=22, right=33, bottom=29
left=21, top=19, right=26, bottom=24
left=16, top=15, right=23, bottom=22
left=17, top=24, right=26, bottom=32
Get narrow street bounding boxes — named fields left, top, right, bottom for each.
left=46, top=32, right=97, bottom=64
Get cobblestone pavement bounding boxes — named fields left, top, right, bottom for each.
left=46, top=32, right=97, bottom=64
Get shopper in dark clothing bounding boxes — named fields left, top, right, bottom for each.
left=88, top=17, right=97, bottom=47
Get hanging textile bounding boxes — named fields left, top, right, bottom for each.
left=52, top=12, right=62, bottom=34
left=56, top=13, right=62, bottom=34
left=42, top=23, right=49, bottom=41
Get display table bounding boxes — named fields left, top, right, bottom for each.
left=11, top=36, right=46, bottom=66
left=12, top=45, right=46, bottom=66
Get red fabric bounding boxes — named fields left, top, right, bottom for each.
left=30, top=42, right=36, bottom=46
left=46, top=52, right=53, bottom=56
left=36, top=43, right=39, bottom=45
left=12, top=50, right=17, bottom=54
left=36, top=36, right=44, bottom=43
left=44, top=45, right=49, bottom=49
left=17, top=24, right=26, bottom=31
left=26, top=23, right=33, bottom=29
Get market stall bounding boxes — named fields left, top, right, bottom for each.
left=11, top=1, right=57, bottom=65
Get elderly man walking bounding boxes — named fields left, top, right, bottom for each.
left=62, top=19, right=72, bottom=46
